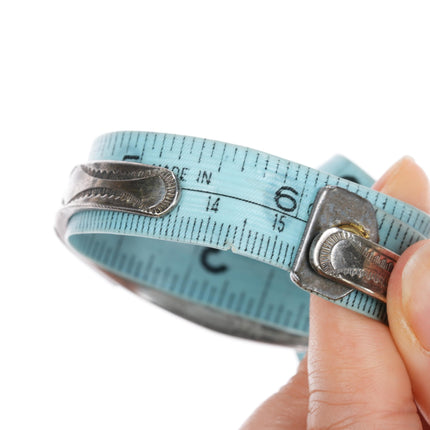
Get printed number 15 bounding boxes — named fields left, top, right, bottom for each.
left=272, top=213, right=285, bottom=232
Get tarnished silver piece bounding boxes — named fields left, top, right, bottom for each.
left=101, top=268, right=308, bottom=349
left=310, top=227, right=399, bottom=302
left=55, top=161, right=180, bottom=239
left=291, top=186, right=382, bottom=301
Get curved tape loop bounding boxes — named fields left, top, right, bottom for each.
left=56, top=132, right=430, bottom=348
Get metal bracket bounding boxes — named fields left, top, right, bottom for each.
left=290, top=186, right=398, bottom=302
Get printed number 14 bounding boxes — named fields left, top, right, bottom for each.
left=206, top=196, right=220, bottom=212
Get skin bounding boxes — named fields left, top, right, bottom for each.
left=241, top=156, right=430, bottom=430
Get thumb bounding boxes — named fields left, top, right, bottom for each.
left=388, top=241, right=430, bottom=425
left=374, top=157, right=430, bottom=423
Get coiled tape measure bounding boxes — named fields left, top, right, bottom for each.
left=55, top=131, right=430, bottom=350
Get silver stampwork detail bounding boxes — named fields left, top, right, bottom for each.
left=56, top=161, right=180, bottom=238
left=310, top=227, right=399, bottom=302
left=290, top=186, right=383, bottom=301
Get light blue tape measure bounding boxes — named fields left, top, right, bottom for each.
left=55, top=131, right=430, bottom=349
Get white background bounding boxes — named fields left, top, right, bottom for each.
left=1, top=1, right=430, bottom=429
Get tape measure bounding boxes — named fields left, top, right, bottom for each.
left=56, top=131, right=430, bottom=349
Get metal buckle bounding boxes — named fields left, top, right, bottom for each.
left=290, top=186, right=399, bottom=303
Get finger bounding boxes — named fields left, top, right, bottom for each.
left=381, top=159, right=430, bottom=424
left=307, top=157, right=425, bottom=429
left=373, top=155, right=430, bottom=213
left=240, top=356, right=308, bottom=430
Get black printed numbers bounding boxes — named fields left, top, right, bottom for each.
left=274, top=186, right=298, bottom=212
left=206, top=196, right=220, bottom=212
left=272, top=213, right=286, bottom=232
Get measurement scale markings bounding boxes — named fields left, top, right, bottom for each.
left=171, top=208, right=180, bottom=238
left=217, top=280, right=229, bottom=307
left=238, top=219, right=247, bottom=249
left=198, top=280, right=208, bottom=301
left=109, top=133, right=116, bottom=155
left=241, top=149, right=248, bottom=172
left=246, top=297, right=254, bottom=315
left=126, top=254, right=135, bottom=275
left=216, top=223, right=224, bottom=247
left=125, top=132, right=132, bottom=153
left=258, top=233, right=265, bottom=256
left=283, top=161, right=291, bottom=183
left=169, top=135, right=176, bottom=152
left=217, top=144, right=226, bottom=172
left=383, top=218, right=395, bottom=247
left=179, top=260, right=193, bottom=294
left=119, top=132, right=125, bottom=149
left=190, top=218, right=198, bottom=240
left=209, top=220, right=217, bottom=244
left=232, top=225, right=238, bottom=244
left=208, top=286, right=216, bottom=304
left=233, top=147, right=238, bottom=162
left=282, top=242, right=290, bottom=265
left=164, top=212, right=172, bottom=236
left=151, top=133, right=158, bottom=151
left=255, top=269, right=275, bottom=318
left=293, top=302, right=305, bottom=330
left=276, top=240, right=283, bottom=263
left=170, top=274, right=179, bottom=291
left=223, top=224, right=231, bottom=247
left=236, top=292, right=245, bottom=313
left=251, top=231, right=259, bottom=254
left=181, top=187, right=307, bottom=221
left=244, top=229, right=252, bottom=252
left=134, top=260, right=142, bottom=279
left=178, top=135, right=186, bottom=160
left=263, top=156, right=270, bottom=178
left=313, top=170, right=320, bottom=188
left=198, top=139, right=206, bottom=164
left=274, top=304, right=284, bottom=325
left=227, top=292, right=236, bottom=310
left=159, top=134, right=167, bottom=158
left=283, top=309, right=292, bottom=327
left=294, top=166, right=310, bottom=219
left=196, top=218, right=204, bottom=241
left=202, top=217, right=211, bottom=242
left=264, top=236, right=271, bottom=258
left=265, top=304, right=273, bottom=321
left=139, top=132, right=149, bottom=159
left=110, top=235, right=124, bottom=268
left=158, top=215, right=165, bottom=236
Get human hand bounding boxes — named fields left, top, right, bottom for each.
left=241, top=157, right=430, bottom=429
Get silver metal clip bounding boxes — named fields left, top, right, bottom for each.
left=55, top=161, right=180, bottom=239
left=291, top=186, right=398, bottom=303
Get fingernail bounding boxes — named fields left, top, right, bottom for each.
left=402, top=241, right=430, bottom=350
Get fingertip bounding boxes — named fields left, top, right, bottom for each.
left=373, top=156, right=430, bottom=213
